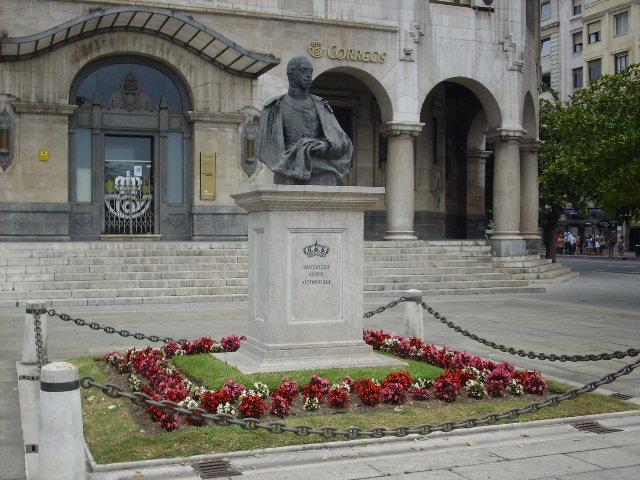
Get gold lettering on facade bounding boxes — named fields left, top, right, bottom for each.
left=309, top=41, right=387, bottom=64
left=200, top=153, right=216, bottom=201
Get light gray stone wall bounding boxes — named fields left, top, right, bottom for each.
left=0, top=0, right=538, bottom=240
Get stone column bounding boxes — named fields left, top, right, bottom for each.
left=466, top=150, right=491, bottom=238
left=381, top=121, right=424, bottom=240
left=487, top=129, right=526, bottom=256
left=520, top=140, right=541, bottom=253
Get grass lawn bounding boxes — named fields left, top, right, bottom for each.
left=73, top=356, right=639, bottom=465
left=172, top=352, right=443, bottom=389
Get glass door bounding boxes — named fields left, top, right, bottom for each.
left=103, top=136, right=154, bottom=235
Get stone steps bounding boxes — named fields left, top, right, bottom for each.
left=366, top=285, right=546, bottom=296
left=0, top=240, right=578, bottom=308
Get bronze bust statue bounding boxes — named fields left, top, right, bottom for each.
left=255, top=56, right=353, bottom=185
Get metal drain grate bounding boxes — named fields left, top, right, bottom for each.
left=609, top=392, right=633, bottom=401
left=192, top=459, right=241, bottom=478
left=571, top=420, right=622, bottom=434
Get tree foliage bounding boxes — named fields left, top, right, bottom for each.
left=539, top=64, right=640, bottom=257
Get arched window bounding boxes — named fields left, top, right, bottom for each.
left=69, top=57, right=192, bottom=239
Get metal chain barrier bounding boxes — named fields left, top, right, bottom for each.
left=80, top=356, right=640, bottom=439
left=417, top=300, right=640, bottom=363
left=33, top=312, right=44, bottom=368
left=46, top=309, right=188, bottom=344
left=363, top=297, right=407, bottom=318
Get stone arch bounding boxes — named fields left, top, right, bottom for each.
left=313, top=65, right=394, bottom=123
left=68, top=53, right=194, bottom=111
left=467, top=111, right=488, bottom=151
left=421, top=77, right=503, bottom=131
left=522, top=91, right=538, bottom=139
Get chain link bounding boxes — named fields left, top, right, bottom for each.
left=46, top=309, right=188, bottom=344
left=80, top=356, right=640, bottom=439
left=363, top=297, right=407, bottom=318
left=415, top=300, right=640, bottom=363
left=33, top=313, right=44, bottom=368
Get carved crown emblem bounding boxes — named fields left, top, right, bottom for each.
left=303, top=241, right=330, bottom=258
left=308, top=41, right=325, bottom=58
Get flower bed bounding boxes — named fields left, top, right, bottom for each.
left=102, top=330, right=547, bottom=432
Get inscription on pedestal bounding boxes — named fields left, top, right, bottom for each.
left=289, top=230, right=345, bottom=323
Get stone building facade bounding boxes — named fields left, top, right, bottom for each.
left=0, top=0, right=541, bottom=256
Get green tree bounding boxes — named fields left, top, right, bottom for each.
left=539, top=64, right=640, bottom=260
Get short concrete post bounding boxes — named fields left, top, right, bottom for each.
left=39, top=362, right=87, bottom=480
left=22, top=302, right=47, bottom=365
left=403, top=289, right=423, bottom=339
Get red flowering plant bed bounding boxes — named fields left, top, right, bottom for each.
left=100, top=329, right=549, bottom=432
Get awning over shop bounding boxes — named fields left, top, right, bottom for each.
left=0, top=6, right=280, bottom=78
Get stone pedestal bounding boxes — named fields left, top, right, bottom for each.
left=222, top=185, right=406, bottom=373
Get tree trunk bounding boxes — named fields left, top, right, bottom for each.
left=543, top=208, right=562, bottom=263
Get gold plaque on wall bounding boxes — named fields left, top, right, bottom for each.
left=200, top=153, right=216, bottom=200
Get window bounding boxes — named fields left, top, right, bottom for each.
left=541, top=73, right=551, bottom=91
left=615, top=51, right=629, bottom=74
left=614, top=11, right=629, bottom=36
left=588, top=59, right=602, bottom=81
left=541, top=37, right=551, bottom=57
left=572, top=67, right=583, bottom=89
left=573, top=1, right=582, bottom=16
left=588, top=22, right=601, bottom=44
left=572, top=32, right=583, bottom=53
left=540, top=2, right=551, bottom=19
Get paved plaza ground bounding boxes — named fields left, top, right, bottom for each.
left=1, top=257, right=639, bottom=479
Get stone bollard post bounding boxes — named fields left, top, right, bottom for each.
left=39, top=362, right=87, bottom=480
left=403, top=289, right=423, bottom=339
left=22, top=303, right=47, bottom=365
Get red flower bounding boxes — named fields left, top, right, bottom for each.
left=328, top=388, right=350, bottom=408
left=269, top=393, right=291, bottom=417
left=355, top=378, right=381, bottom=406
left=380, top=382, right=407, bottom=404
left=302, top=383, right=325, bottom=402
left=275, top=378, right=299, bottom=402
left=518, top=371, right=547, bottom=395
left=382, top=371, right=413, bottom=390
left=221, top=335, right=246, bottom=352
left=222, top=379, right=246, bottom=402
left=433, top=375, right=459, bottom=403
left=199, top=389, right=233, bottom=413
left=239, top=395, right=267, bottom=418
left=411, top=387, right=430, bottom=401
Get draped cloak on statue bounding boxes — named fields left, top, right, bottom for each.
left=255, top=94, right=353, bottom=182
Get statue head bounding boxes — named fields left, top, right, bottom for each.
left=286, top=56, right=314, bottom=92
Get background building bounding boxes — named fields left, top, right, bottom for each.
left=0, top=0, right=541, bottom=257
left=539, top=0, right=639, bottom=249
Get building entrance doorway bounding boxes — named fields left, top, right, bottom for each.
left=103, top=136, right=154, bottom=235
left=68, top=57, right=192, bottom=240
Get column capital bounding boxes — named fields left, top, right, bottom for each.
left=466, top=149, right=492, bottom=161
left=485, top=128, right=527, bottom=144
left=380, top=121, right=424, bottom=138
left=519, top=139, right=542, bottom=153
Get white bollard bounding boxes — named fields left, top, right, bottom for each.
left=39, top=362, right=87, bottom=480
left=403, top=289, right=423, bottom=339
left=22, top=303, right=47, bottom=365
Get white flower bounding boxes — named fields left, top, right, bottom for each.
left=127, top=374, right=142, bottom=392
left=180, top=397, right=198, bottom=409
left=252, top=382, right=270, bottom=399
left=189, top=385, right=207, bottom=400
left=216, top=402, right=237, bottom=416
left=411, top=378, right=434, bottom=390
left=209, top=342, right=223, bottom=353
left=304, top=397, right=320, bottom=411
left=465, top=380, right=487, bottom=399
left=331, top=382, right=350, bottom=393
left=461, top=367, right=481, bottom=380
left=508, top=380, right=524, bottom=396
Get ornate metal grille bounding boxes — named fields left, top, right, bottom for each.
left=104, top=174, right=154, bottom=234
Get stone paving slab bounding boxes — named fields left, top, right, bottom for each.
left=567, top=444, right=640, bottom=469
left=450, top=454, right=601, bottom=480
left=552, top=465, right=640, bottom=480
left=384, top=471, right=468, bottom=480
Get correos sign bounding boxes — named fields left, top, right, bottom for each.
left=308, top=41, right=387, bottom=64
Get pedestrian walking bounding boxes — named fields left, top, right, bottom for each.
left=608, top=236, right=615, bottom=258
left=617, top=236, right=625, bottom=259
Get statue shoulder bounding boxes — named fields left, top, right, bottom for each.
left=310, top=94, right=334, bottom=114
left=263, top=95, right=285, bottom=109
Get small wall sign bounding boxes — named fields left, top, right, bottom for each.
left=39, top=149, right=49, bottom=161
left=200, top=153, right=216, bottom=200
